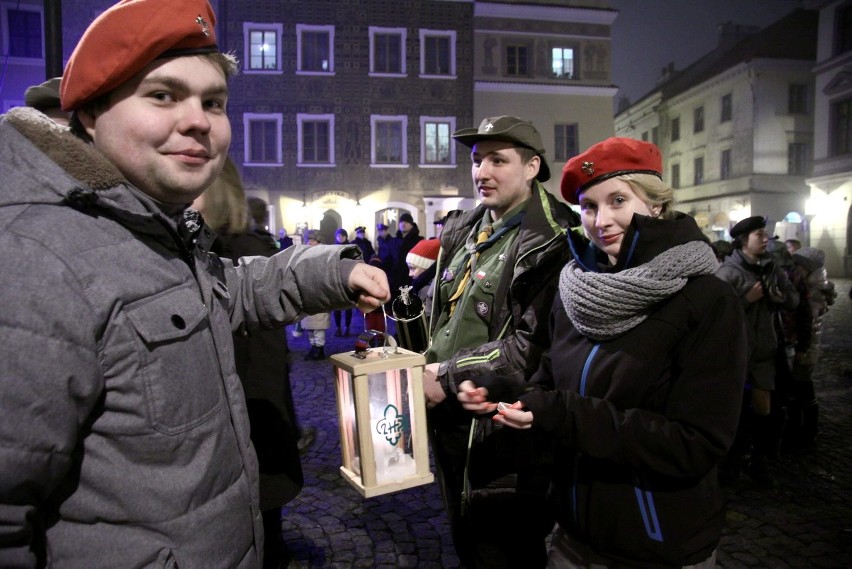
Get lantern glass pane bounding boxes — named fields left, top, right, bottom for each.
left=336, top=367, right=361, bottom=475
left=367, top=367, right=419, bottom=484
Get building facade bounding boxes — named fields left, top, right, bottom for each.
left=615, top=10, right=820, bottom=256
left=2, top=0, right=620, bottom=242
left=472, top=0, right=617, bottom=200
left=807, top=0, right=852, bottom=277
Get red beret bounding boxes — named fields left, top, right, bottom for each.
left=561, top=137, right=663, bottom=204
left=61, top=0, right=218, bottom=111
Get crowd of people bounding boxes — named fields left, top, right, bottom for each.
left=1, top=1, right=843, bottom=568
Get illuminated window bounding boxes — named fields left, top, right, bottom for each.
left=551, top=47, right=574, bottom=79
left=244, top=23, right=282, bottom=72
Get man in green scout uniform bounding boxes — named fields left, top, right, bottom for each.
left=422, top=116, right=580, bottom=568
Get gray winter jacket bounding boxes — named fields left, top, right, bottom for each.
left=0, top=108, right=359, bottom=568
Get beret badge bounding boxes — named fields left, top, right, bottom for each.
left=196, top=16, right=210, bottom=36
left=581, top=161, right=595, bottom=176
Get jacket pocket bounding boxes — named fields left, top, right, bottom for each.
left=125, top=283, right=223, bottom=435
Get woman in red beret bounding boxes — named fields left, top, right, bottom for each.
left=461, top=137, right=748, bottom=568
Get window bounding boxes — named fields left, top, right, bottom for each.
left=788, top=142, right=808, bottom=175
left=788, top=84, right=808, bottom=114
left=693, top=106, right=704, bottom=133
left=298, top=114, right=335, bottom=166
left=506, top=43, right=530, bottom=76
left=244, top=114, right=282, bottom=166
left=420, top=117, right=455, bottom=166
left=720, top=149, right=731, bottom=180
left=4, top=6, right=42, bottom=58
left=836, top=1, right=852, bottom=55
left=832, top=97, right=852, bottom=156
left=297, top=24, right=334, bottom=74
left=420, top=29, right=455, bottom=77
left=693, top=156, right=704, bottom=186
left=641, top=131, right=649, bottom=142
left=652, top=126, right=659, bottom=146
left=244, top=23, right=282, bottom=72
left=371, top=115, right=408, bottom=165
left=551, top=47, right=574, bottom=79
left=671, top=163, right=680, bottom=189
left=370, top=27, right=405, bottom=76
left=671, top=117, right=680, bottom=142
left=554, top=123, right=579, bottom=161
left=721, top=93, right=732, bottom=123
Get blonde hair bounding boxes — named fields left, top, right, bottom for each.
left=200, top=157, right=249, bottom=234
left=619, top=173, right=676, bottom=219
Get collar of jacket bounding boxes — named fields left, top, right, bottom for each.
left=569, top=211, right=709, bottom=273
left=441, top=181, right=578, bottom=270
left=3, top=107, right=200, bottom=253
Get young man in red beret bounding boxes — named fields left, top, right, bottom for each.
left=422, top=116, right=580, bottom=568
left=0, top=1, right=388, bottom=567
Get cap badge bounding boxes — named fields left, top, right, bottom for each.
left=483, top=121, right=494, bottom=132
left=196, top=16, right=210, bottom=37
left=581, top=161, right=595, bottom=176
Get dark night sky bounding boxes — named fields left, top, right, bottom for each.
left=609, top=0, right=805, bottom=106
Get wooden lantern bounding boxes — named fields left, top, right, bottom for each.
left=331, top=345, right=434, bottom=498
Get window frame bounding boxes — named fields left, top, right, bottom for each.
left=371, top=115, right=408, bottom=167
left=419, top=116, right=456, bottom=167
left=788, top=83, right=808, bottom=114
left=670, top=117, right=680, bottom=142
left=419, top=29, right=456, bottom=78
left=296, top=24, right=335, bottom=75
left=787, top=142, right=808, bottom=175
left=693, top=156, right=704, bottom=186
left=693, top=106, right=704, bottom=134
left=369, top=26, right=406, bottom=77
left=243, top=113, right=283, bottom=167
left=550, top=46, right=575, bottom=79
left=554, top=123, right=579, bottom=162
left=297, top=113, right=336, bottom=168
left=831, top=96, right=852, bottom=156
left=720, top=148, right=732, bottom=180
left=505, top=42, right=531, bottom=77
left=243, top=22, right=283, bottom=74
left=2, top=3, right=43, bottom=60
left=671, top=163, right=681, bottom=189
left=720, top=93, right=732, bottom=123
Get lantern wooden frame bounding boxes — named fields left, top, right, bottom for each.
left=331, top=347, right=434, bottom=498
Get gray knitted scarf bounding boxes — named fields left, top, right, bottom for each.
left=559, top=241, right=719, bottom=340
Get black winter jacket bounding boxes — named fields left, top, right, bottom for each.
left=521, top=213, right=748, bottom=568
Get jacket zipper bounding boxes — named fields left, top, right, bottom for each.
left=572, top=343, right=599, bottom=526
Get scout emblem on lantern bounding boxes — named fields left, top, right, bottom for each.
left=331, top=333, right=434, bottom=498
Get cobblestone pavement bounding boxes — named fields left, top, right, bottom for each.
left=280, top=280, right=852, bottom=568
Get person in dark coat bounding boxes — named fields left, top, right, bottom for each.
left=389, top=212, right=423, bottom=297
left=716, top=216, right=799, bottom=486
left=277, top=228, right=294, bottom=250
left=423, top=116, right=580, bottom=568
left=351, top=226, right=375, bottom=261
left=195, top=160, right=304, bottom=568
left=471, top=137, right=748, bottom=568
